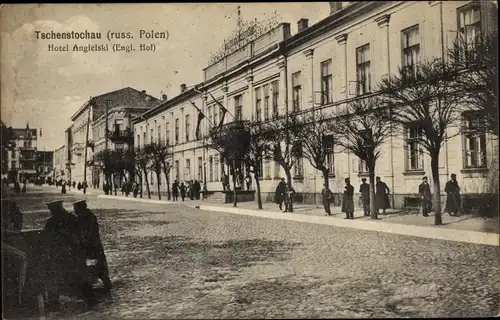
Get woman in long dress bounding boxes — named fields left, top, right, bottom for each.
left=341, top=178, right=355, bottom=219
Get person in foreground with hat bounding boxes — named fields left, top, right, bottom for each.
left=73, top=200, right=112, bottom=301
left=445, top=173, right=461, bottom=216
left=42, top=200, right=85, bottom=310
left=359, top=178, right=370, bottom=217
left=342, top=178, right=355, bottom=219
left=418, top=176, right=432, bottom=217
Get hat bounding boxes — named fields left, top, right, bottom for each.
left=73, top=200, right=87, bottom=207
left=422, top=176, right=428, bottom=180
left=361, top=178, right=367, bottom=181
left=47, top=200, right=63, bottom=207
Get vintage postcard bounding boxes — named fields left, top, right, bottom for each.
left=1, top=2, right=499, bottom=319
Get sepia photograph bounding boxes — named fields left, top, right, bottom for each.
left=1, top=2, right=499, bottom=319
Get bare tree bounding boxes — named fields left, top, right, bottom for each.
left=144, top=142, right=173, bottom=200
left=131, top=148, right=143, bottom=198
left=266, top=114, right=303, bottom=212
left=208, top=121, right=251, bottom=207
left=135, top=147, right=151, bottom=199
left=378, top=58, right=462, bottom=225
left=447, top=29, right=498, bottom=136
left=331, top=96, right=392, bottom=219
left=295, top=110, right=336, bottom=189
left=242, top=120, right=273, bottom=209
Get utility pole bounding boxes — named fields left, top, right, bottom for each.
left=104, top=99, right=110, bottom=188
left=83, top=100, right=92, bottom=194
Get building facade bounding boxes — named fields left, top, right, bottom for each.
left=68, top=87, right=161, bottom=188
left=133, top=1, right=498, bottom=207
left=6, top=124, right=38, bottom=183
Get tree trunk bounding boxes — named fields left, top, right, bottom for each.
left=255, top=174, right=263, bottom=210
left=369, top=171, right=378, bottom=220
left=156, top=172, right=162, bottom=200
left=431, top=152, right=443, bottom=225
left=163, top=167, right=171, bottom=200
left=232, top=159, right=238, bottom=207
left=139, top=173, right=143, bottom=198
left=143, top=168, right=151, bottom=199
left=285, top=167, right=293, bottom=213
left=322, top=168, right=329, bottom=188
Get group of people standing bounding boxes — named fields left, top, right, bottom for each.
left=419, top=174, right=461, bottom=216
left=318, top=174, right=461, bottom=218
left=274, top=178, right=295, bottom=212
left=320, top=176, right=391, bottom=219
left=171, top=179, right=202, bottom=201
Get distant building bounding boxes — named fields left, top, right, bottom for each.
left=35, top=150, right=54, bottom=183
left=68, top=87, right=161, bottom=189
left=53, top=145, right=66, bottom=182
left=6, top=123, right=38, bottom=183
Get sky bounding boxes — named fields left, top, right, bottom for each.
left=0, top=3, right=332, bottom=151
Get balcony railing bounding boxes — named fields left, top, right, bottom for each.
left=108, top=128, right=133, bottom=144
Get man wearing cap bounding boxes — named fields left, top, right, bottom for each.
left=445, top=173, right=461, bottom=216
left=341, top=178, right=355, bottom=219
left=43, top=200, right=85, bottom=310
left=418, top=176, right=432, bottom=217
left=359, top=178, right=370, bottom=217
left=321, top=183, right=334, bottom=216
left=73, top=200, right=112, bottom=298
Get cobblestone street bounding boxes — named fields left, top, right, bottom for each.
left=8, top=187, right=500, bottom=318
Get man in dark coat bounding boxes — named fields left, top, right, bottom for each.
left=275, top=178, right=286, bottom=211
left=194, top=180, right=201, bottom=200
left=375, top=176, right=390, bottom=215
left=73, top=200, right=112, bottom=301
left=321, top=183, right=334, bottom=216
left=172, top=180, right=179, bottom=201
left=359, top=178, right=370, bottom=216
left=419, top=176, right=432, bottom=217
left=342, top=178, right=355, bottom=219
left=43, top=200, right=85, bottom=310
left=445, top=173, right=461, bottom=216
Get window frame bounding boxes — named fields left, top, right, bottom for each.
left=401, top=24, right=421, bottom=84
left=320, top=59, right=333, bottom=105
left=355, top=44, right=371, bottom=96
left=405, top=122, right=425, bottom=171
left=292, top=71, right=302, bottom=112
left=263, top=84, right=270, bottom=121
left=462, top=111, right=487, bottom=169
left=255, top=87, right=262, bottom=122
left=234, top=95, right=243, bottom=121
left=271, top=80, right=279, bottom=118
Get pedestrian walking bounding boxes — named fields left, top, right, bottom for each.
left=21, top=181, right=27, bottom=195
left=375, top=176, right=390, bottom=215
left=275, top=178, right=286, bottom=211
left=172, top=180, right=179, bottom=201
left=445, top=173, right=461, bottom=216
left=132, top=182, right=139, bottom=198
left=342, top=178, right=355, bottom=219
left=321, top=183, right=334, bottom=216
left=179, top=182, right=186, bottom=201
left=245, top=173, right=252, bottom=191
left=61, top=181, right=67, bottom=194
left=419, top=176, right=432, bottom=217
left=194, top=180, right=201, bottom=200
left=73, top=200, right=112, bottom=302
left=359, top=178, right=370, bottom=216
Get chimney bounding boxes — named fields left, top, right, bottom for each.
left=162, top=94, right=168, bottom=101
left=330, top=2, right=343, bottom=15
left=297, top=18, right=309, bottom=33
left=141, top=90, right=146, bottom=95
left=180, top=84, right=187, bottom=93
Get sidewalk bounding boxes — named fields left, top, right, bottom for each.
left=96, top=195, right=499, bottom=246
